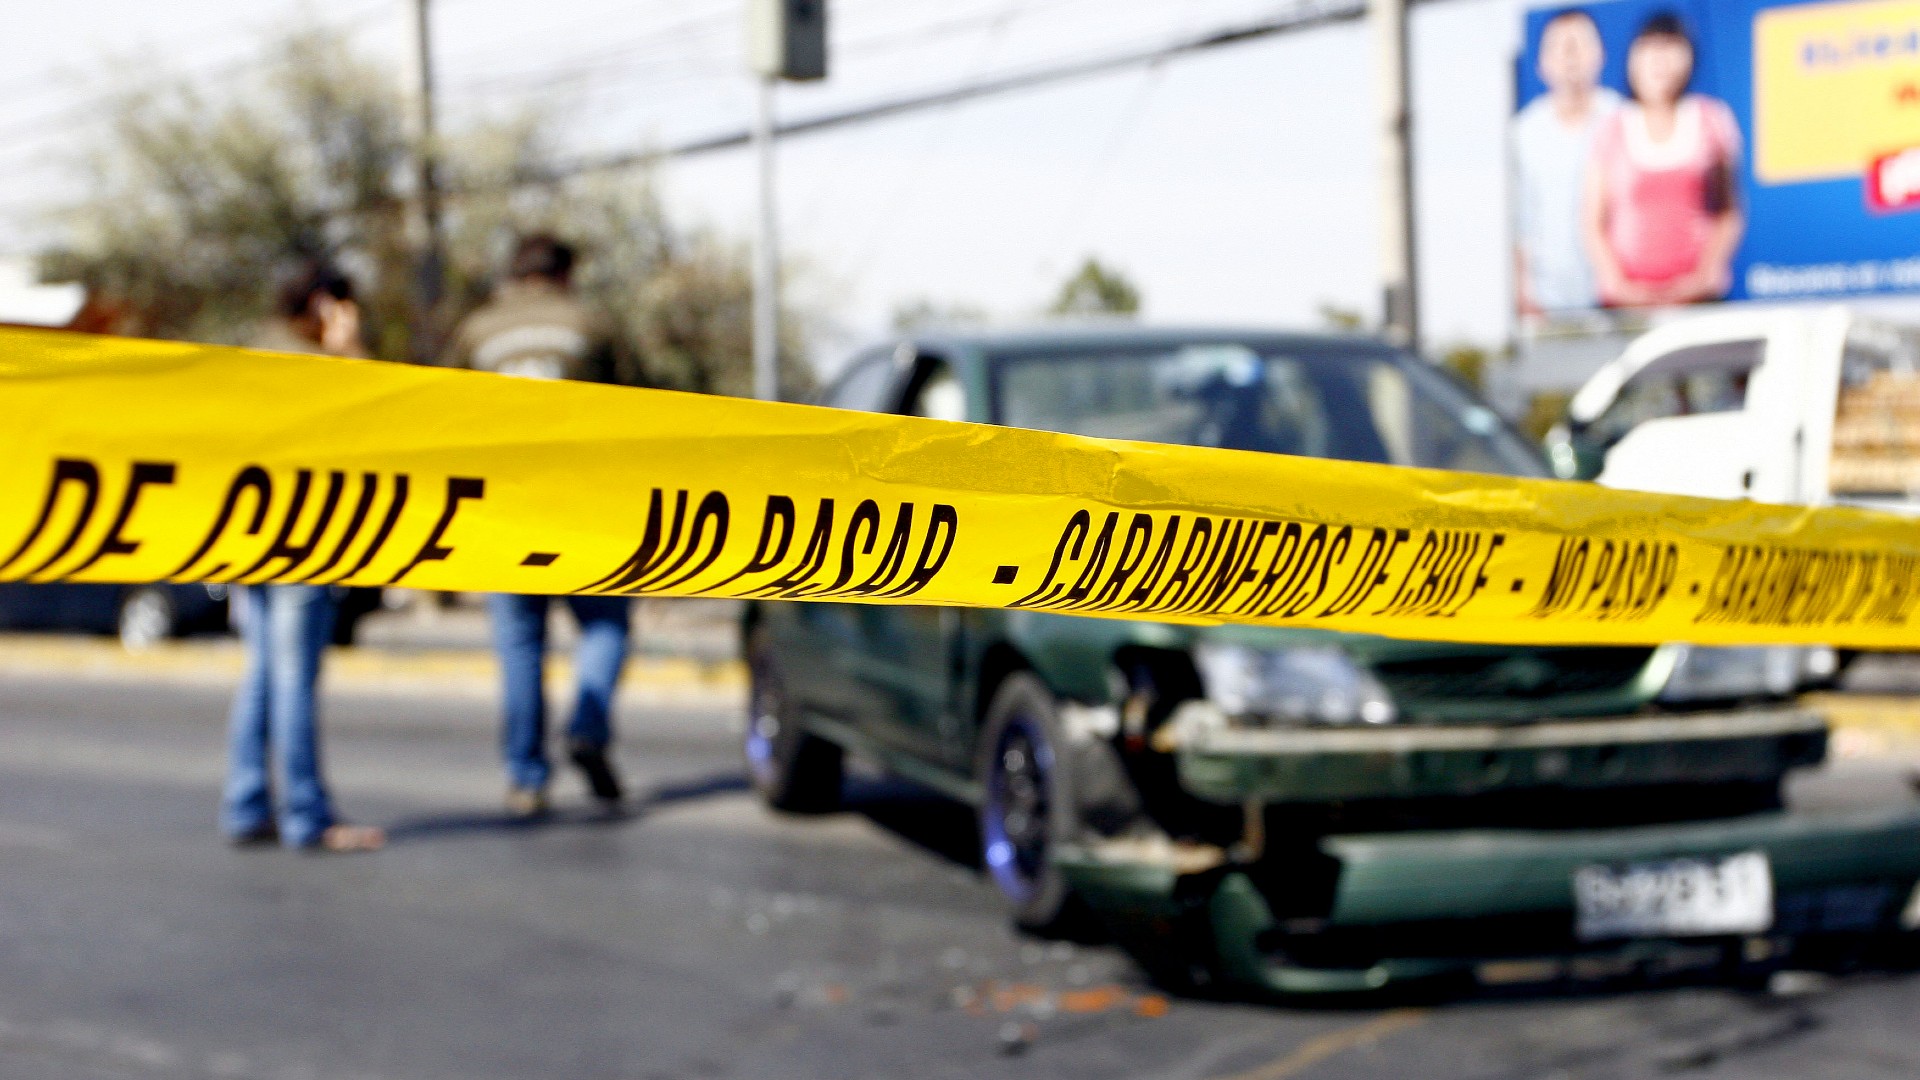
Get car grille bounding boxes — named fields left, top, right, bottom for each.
left=1373, top=648, right=1655, bottom=703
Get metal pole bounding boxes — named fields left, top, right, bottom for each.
left=751, top=74, right=780, bottom=401
left=410, top=0, right=447, bottom=345
left=1371, top=0, right=1419, bottom=352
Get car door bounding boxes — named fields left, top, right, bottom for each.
left=844, top=352, right=972, bottom=770
left=762, top=346, right=908, bottom=729
left=1583, top=317, right=1791, bottom=500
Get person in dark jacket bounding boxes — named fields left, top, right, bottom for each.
left=446, top=234, right=629, bottom=817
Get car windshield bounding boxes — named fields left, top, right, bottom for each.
left=991, top=341, right=1547, bottom=477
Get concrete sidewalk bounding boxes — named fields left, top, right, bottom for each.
left=8, top=613, right=1920, bottom=754
left=0, top=633, right=745, bottom=703
left=0, top=596, right=747, bottom=708
left=0, top=607, right=744, bottom=707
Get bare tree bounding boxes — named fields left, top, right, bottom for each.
left=43, top=31, right=412, bottom=348
left=39, top=26, right=812, bottom=397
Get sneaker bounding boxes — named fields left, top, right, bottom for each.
left=505, top=786, right=550, bottom=819
left=227, top=822, right=279, bottom=848
left=567, top=741, right=624, bottom=804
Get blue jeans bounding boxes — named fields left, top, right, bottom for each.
left=490, top=594, right=632, bottom=791
left=222, top=585, right=338, bottom=848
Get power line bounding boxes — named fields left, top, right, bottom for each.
left=432, top=0, right=733, bottom=72
left=0, top=0, right=401, bottom=148
left=1049, top=0, right=1200, bottom=257
left=0, top=2, right=334, bottom=106
left=832, top=0, right=1114, bottom=58
left=440, top=10, right=736, bottom=96
left=842, top=0, right=1032, bottom=280
left=437, top=0, right=1111, bottom=107
left=443, top=45, right=732, bottom=102
left=1049, top=58, right=1167, bottom=260
left=513, top=0, right=1382, bottom=187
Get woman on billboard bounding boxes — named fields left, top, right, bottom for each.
left=1582, top=11, right=1744, bottom=307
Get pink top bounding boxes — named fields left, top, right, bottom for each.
left=1591, top=95, right=1742, bottom=298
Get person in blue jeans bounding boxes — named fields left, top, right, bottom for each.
left=221, top=261, right=383, bottom=853
left=222, top=586, right=385, bottom=850
left=446, top=234, right=632, bottom=818
left=490, top=593, right=631, bottom=816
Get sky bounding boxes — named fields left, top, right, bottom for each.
left=0, top=0, right=1525, bottom=365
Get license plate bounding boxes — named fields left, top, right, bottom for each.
left=1573, top=851, right=1773, bottom=941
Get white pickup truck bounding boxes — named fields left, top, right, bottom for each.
left=1547, top=306, right=1920, bottom=687
left=1549, top=306, right=1920, bottom=513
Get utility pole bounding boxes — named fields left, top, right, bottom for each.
left=751, top=75, right=779, bottom=402
left=1371, top=0, right=1419, bottom=352
left=408, top=0, right=447, bottom=350
left=747, top=0, right=827, bottom=401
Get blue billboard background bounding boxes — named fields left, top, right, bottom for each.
left=1517, top=0, right=1920, bottom=306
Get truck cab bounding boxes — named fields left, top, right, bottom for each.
left=1552, top=306, right=1920, bottom=513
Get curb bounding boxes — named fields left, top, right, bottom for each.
left=0, top=634, right=745, bottom=700
left=1805, top=692, right=1920, bottom=743
left=7, top=635, right=1917, bottom=737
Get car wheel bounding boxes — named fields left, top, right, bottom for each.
left=118, top=587, right=176, bottom=652
left=978, top=671, right=1079, bottom=932
left=744, top=626, right=843, bottom=813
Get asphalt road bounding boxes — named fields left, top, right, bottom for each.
left=3, top=660, right=1920, bottom=1079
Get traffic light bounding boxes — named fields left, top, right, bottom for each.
left=748, top=0, right=827, bottom=81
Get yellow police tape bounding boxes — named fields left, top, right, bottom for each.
left=3, top=326, right=1918, bottom=649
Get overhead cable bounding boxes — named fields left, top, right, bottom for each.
left=508, top=0, right=1377, bottom=188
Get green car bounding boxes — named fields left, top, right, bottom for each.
left=745, top=327, right=1920, bottom=994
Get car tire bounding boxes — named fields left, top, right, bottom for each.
left=977, top=671, right=1080, bottom=933
left=744, top=626, right=844, bottom=814
left=118, top=587, right=176, bottom=652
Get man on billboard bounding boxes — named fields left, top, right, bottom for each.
left=1582, top=11, right=1745, bottom=306
left=1512, top=8, right=1622, bottom=316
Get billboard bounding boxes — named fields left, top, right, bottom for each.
left=1513, top=0, right=1920, bottom=316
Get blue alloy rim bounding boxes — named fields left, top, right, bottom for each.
left=745, top=681, right=778, bottom=784
left=983, top=713, right=1053, bottom=904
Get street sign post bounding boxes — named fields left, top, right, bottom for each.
left=747, top=0, right=828, bottom=403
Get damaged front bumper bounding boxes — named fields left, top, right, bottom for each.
left=1059, top=706, right=1920, bottom=994
left=1060, top=805, right=1920, bottom=994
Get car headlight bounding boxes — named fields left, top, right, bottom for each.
left=1192, top=644, right=1396, bottom=726
left=1657, top=644, right=1801, bottom=704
